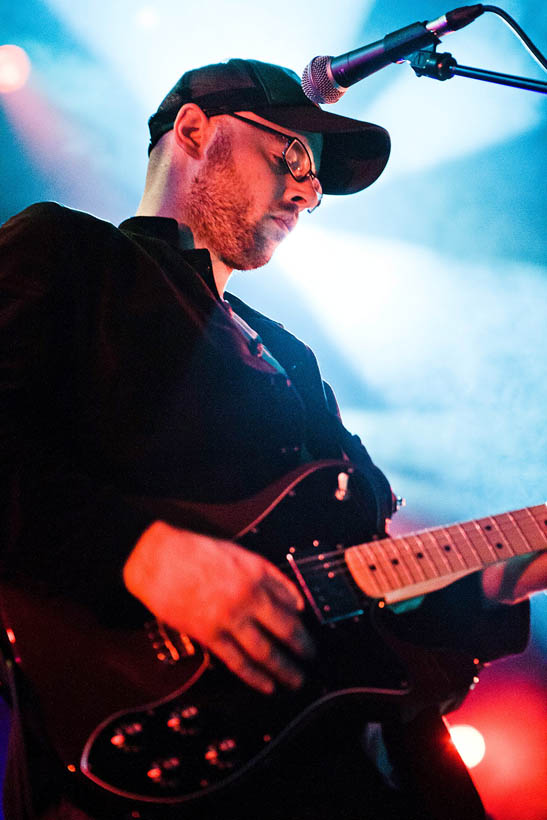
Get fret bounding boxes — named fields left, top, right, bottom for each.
left=395, top=536, right=429, bottom=583
left=365, top=542, right=398, bottom=595
left=402, top=534, right=440, bottom=581
left=512, top=507, right=547, bottom=549
left=447, top=525, right=483, bottom=571
left=355, top=544, right=386, bottom=597
left=428, top=526, right=468, bottom=573
left=357, top=542, right=388, bottom=596
left=474, top=515, right=515, bottom=562
left=380, top=539, right=416, bottom=587
left=460, top=521, right=499, bottom=563
left=369, top=540, right=405, bottom=589
left=418, top=529, right=453, bottom=576
left=490, top=511, right=531, bottom=556
left=528, top=504, right=547, bottom=534
left=347, top=541, right=392, bottom=596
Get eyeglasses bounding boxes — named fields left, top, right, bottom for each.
left=206, top=111, right=323, bottom=213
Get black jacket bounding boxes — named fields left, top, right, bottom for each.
left=0, top=203, right=529, bottom=819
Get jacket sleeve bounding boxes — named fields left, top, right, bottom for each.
left=323, top=383, right=530, bottom=663
left=0, top=203, right=154, bottom=623
left=385, top=571, right=530, bottom=663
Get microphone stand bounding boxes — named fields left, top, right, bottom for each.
left=409, top=47, right=547, bottom=93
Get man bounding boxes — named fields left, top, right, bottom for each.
left=0, top=58, right=544, bottom=820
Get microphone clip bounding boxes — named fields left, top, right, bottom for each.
left=409, top=45, right=547, bottom=93
left=410, top=46, right=457, bottom=82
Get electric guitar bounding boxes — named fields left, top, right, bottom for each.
left=1, top=459, right=545, bottom=813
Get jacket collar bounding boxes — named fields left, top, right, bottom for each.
left=119, top=215, right=219, bottom=299
left=119, top=217, right=282, bottom=328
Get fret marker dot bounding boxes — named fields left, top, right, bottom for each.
left=416, top=552, right=424, bottom=559
left=391, top=558, right=399, bottom=565
left=495, top=543, right=503, bottom=549
left=369, top=564, right=376, bottom=571
left=444, top=545, right=451, bottom=552
left=484, top=525, right=492, bottom=531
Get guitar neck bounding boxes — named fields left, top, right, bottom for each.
left=345, top=503, right=547, bottom=604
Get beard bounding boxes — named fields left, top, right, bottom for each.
left=183, top=125, right=275, bottom=271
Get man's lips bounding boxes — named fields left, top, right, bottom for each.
left=270, top=213, right=298, bottom=233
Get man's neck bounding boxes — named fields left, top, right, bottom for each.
left=135, top=202, right=233, bottom=296
left=180, top=230, right=233, bottom=296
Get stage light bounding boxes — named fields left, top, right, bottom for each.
left=448, top=723, right=486, bottom=768
left=0, top=45, right=31, bottom=94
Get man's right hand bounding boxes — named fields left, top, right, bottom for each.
left=123, top=521, right=315, bottom=694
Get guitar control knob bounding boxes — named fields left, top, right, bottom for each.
left=159, top=756, right=181, bottom=770
left=110, top=732, right=126, bottom=748
left=167, top=705, right=200, bottom=735
left=147, top=766, right=163, bottom=783
left=110, top=721, right=144, bottom=753
left=205, top=738, right=238, bottom=769
left=123, top=721, right=144, bottom=735
left=147, top=758, right=182, bottom=789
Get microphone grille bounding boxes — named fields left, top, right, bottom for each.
left=301, top=56, right=345, bottom=105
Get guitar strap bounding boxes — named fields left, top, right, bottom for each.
left=223, top=294, right=395, bottom=535
left=382, top=708, right=486, bottom=820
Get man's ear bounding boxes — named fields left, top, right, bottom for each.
left=172, top=103, right=212, bottom=159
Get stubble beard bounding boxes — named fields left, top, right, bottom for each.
left=184, top=125, right=274, bottom=271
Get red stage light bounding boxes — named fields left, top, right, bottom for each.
left=447, top=723, right=486, bottom=768
left=449, top=667, right=547, bottom=820
left=0, top=45, right=31, bottom=94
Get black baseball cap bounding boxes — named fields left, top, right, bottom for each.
left=148, top=58, right=390, bottom=196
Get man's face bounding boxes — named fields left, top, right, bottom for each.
left=183, top=112, right=323, bottom=271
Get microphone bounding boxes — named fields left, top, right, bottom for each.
left=302, top=4, right=485, bottom=103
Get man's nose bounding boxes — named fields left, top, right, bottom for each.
left=284, top=174, right=321, bottom=212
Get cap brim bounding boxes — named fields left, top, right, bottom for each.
left=246, top=105, right=390, bottom=195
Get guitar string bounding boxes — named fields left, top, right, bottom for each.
left=290, top=554, right=421, bottom=589
left=276, top=503, right=544, bottom=582
left=290, top=540, right=501, bottom=585
left=290, top=533, right=542, bottom=589
left=292, top=540, right=507, bottom=576
left=293, top=557, right=429, bottom=588
left=278, top=507, right=545, bottom=600
left=293, top=539, right=458, bottom=573
left=290, top=519, right=535, bottom=573
left=293, top=544, right=456, bottom=576
left=289, top=551, right=476, bottom=600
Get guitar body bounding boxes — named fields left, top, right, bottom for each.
left=2, top=459, right=531, bottom=813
